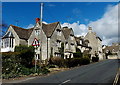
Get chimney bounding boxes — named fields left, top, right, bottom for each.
left=36, top=18, right=40, bottom=23
left=88, top=26, right=92, bottom=33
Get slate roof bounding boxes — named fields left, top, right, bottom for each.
left=2, top=31, right=14, bottom=39
left=62, top=27, right=72, bottom=39
left=10, top=25, right=34, bottom=40
left=103, top=45, right=119, bottom=53
left=8, top=22, right=59, bottom=40
left=42, top=22, right=59, bottom=38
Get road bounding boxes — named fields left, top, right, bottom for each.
left=3, top=59, right=120, bottom=85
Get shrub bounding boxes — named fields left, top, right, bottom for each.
left=81, top=57, right=90, bottom=65
left=20, top=66, right=31, bottom=75
left=49, top=57, right=64, bottom=67
left=92, top=57, right=99, bottom=62
left=73, top=48, right=83, bottom=58
left=15, top=45, right=35, bottom=68
left=2, top=52, right=21, bottom=77
left=48, top=65, right=57, bottom=68
left=73, top=52, right=83, bottom=58
left=39, top=67, right=50, bottom=74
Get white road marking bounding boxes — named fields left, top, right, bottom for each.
left=59, top=79, right=71, bottom=85
left=113, top=68, right=120, bottom=85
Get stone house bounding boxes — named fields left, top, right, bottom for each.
left=103, top=43, right=120, bottom=59
left=75, top=36, right=92, bottom=56
left=62, top=27, right=76, bottom=59
left=84, top=27, right=103, bottom=60
left=1, top=19, right=77, bottom=62
left=1, top=25, right=34, bottom=52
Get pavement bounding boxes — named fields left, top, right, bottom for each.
left=2, top=59, right=120, bottom=85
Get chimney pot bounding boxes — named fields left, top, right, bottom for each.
left=36, top=18, right=40, bottom=23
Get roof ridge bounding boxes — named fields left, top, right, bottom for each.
left=10, top=24, right=33, bottom=30
left=46, top=22, right=59, bottom=25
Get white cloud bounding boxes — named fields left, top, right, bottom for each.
left=61, top=22, right=88, bottom=36
left=26, top=24, right=34, bottom=29
left=88, top=4, right=118, bottom=45
left=61, top=3, right=119, bottom=45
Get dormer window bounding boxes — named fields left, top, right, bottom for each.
left=56, top=29, right=61, bottom=36
left=56, top=40, right=61, bottom=47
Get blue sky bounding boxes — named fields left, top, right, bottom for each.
left=2, top=2, right=117, bottom=27
left=2, top=2, right=119, bottom=45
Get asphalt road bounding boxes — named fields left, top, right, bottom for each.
left=18, top=59, right=119, bottom=84
left=3, top=59, right=120, bottom=85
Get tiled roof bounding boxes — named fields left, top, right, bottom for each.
left=10, top=25, right=34, bottom=40
left=103, top=45, right=119, bottom=53
left=42, top=22, right=59, bottom=38
left=62, top=27, right=72, bottom=39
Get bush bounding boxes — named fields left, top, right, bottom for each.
left=73, top=48, right=83, bottom=58
left=65, top=57, right=90, bottom=68
left=48, top=65, right=57, bottom=68
left=81, top=57, right=90, bottom=65
left=92, top=57, right=99, bottom=62
left=15, top=45, right=35, bottom=68
left=73, top=52, right=83, bottom=58
left=39, top=67, right=50, bottom=74
left=49, top=57, right=64, bottom=67
left=20, top=66, right=31, bottom=75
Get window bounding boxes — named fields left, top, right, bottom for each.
left=56, top=40, right=61, bottom=47
left=65, top=42, right=69, bottom=49
left=35, top=30, right=40, bottom=35
left=35, top=54, right=40, bottom=60
left=11, top=38, right=14, bottom=48
left=3, top=38, right=14, bottom=48
left=4, top=38, right=9, bottom=48
left=80, top=40, right=82, bottom=44
left=70, top=35, right=74, bottom=40
left=1, top=40, right=3, bottom=48
left=56, top=29, right=61, bottom=36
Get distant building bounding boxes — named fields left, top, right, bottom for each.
left=103, top=43, right=120, bottom=59
left=84, top=27, right=103, bottom=60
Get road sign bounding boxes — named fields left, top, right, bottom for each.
left=32, top=38, right=40, bottom=46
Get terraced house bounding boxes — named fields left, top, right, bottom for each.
left=1, top=18, right=104, bottom=62
left=1, top=19, right=77, bottom=62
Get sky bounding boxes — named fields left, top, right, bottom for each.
left=2, top=2, right=119, bottom=45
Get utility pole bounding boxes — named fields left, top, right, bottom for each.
left=35, top=3, right=44, bottom=72
left=40, top=2, right=43, bottom=64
